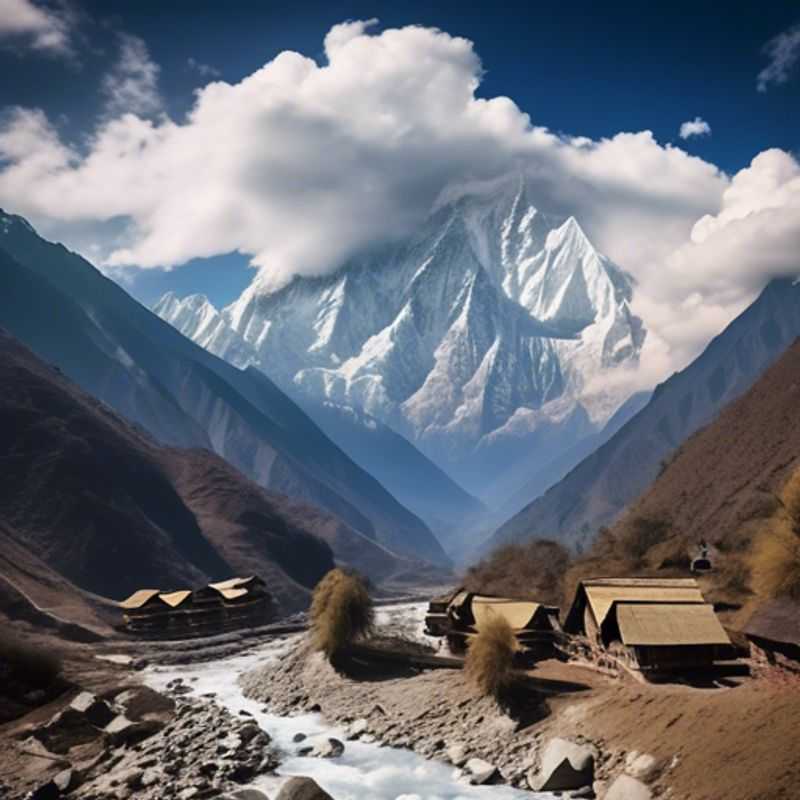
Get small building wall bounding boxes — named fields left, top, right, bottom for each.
left=632, top=644, right=731, bottom=670
left=584, top=606, right=600, bottom=645
left=748, top=637, right=800, bottom=673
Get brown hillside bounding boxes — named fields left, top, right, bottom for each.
left=613, top=339, right=800, bottom=549
left=596, top=338, right=800, bottom=614
left=0, top=328, right=417, bottom=619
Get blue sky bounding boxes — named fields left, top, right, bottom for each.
left=0, top=0, right=798, bottom=360
left=3, top=1, right=796, bottom=171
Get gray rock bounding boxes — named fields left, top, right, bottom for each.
left=624, top=751, right=660, bottom=782
left=53, top=767, right=80, bottom=793
left=347, top=719, right=368, bottom=739
left=104, top=715, right=163, bottom=746
left=292, top=732, right=307, bottom=743
left=276, top=776, right=334, bottom=800
left=311, top=737, right=345, bottom=758
left=117, top=767, right=144, bottom=789
left=140, top=768, right=162, bottom=787
left=33, top=708, right=102, bottom=754
left=29, top=780, right=60, bottom=800
left=228, top=790, right=271, bottom=800
left=447, top=743, right=468, bottom=767
left=239, top=723, right=265, bottom=744
left=605, top=774, right=653, bottom=800
left=465, top=757, right=498, bottom=785
left=70, top=692, right=115, bottom=728
left=529, top=737, right=596, bottom=792
left=228, top=764, right=256, bottom=783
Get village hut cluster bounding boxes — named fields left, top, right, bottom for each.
left=119, top=576, right=271, bottom=638
left=426, top=576, right=750, bottom=678
left=427, top=590, right=560, bottom=663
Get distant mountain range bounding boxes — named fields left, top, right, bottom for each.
left=0, top=326, right=436, bottom=620
left=0, top=209, right=448, bottom=568
left=154, top=175, right=646, bottom=545
left=489, top=279, right=800, bottom=553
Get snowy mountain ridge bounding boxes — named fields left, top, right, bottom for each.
left=154, top=175, right=646, bottom=500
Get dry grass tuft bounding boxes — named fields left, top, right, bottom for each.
left=751, top=470, right=800, bottom=601
left=463, top=539, right=570, bottom=606
left=464, top=613, right=519, bottom=697
left=309, top=568, right=374, bottom=658
left=617, top=515, right=672, bottom=566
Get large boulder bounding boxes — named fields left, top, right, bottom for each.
left=465, top=757, right=498, bottom=785
left=32, top=708, right=102, bottom=754
left=276, top=776, right=334, bottom=800
left=104, top=714, right=163, bottom=745
left=109, top=686, right=175, bottom=721
left=605, top=774, right=653, bottom=800
left=69, top=692, right=114, bottom=728
left=528, top=737, right=597, bottom=792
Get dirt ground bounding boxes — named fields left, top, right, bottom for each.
left=242, top=639, right=800, bottom=800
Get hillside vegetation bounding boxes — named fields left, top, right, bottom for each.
left=468, top=341, right=800, bottom=623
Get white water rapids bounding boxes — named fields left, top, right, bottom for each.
left=144, top=602, right=556, bottom=800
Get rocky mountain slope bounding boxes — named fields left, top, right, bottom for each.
left=608, top=337, right=800, bottom=560
left=0, top=210, right=447, bottom=566
left=155, top=176, right=645, bottom=508
left=0, top=327, right=434, bottom=614
left=489, top=279, right=800, bottom=553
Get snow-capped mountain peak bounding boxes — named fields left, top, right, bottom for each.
left=155, top=174, right=646, bottom=498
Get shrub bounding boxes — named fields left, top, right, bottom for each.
left=463, top=613, right=519, bottom=697
left=753, top=528, right=800, bottom=600
left=618, top=516, right=672, bottom=565
left=463, top=539, right=570, bottom=605
left=751, top=471, right=800, bottom=601
left=309, top=568, right=374, bottom=658
left=718, top=555, right=753, bottom=597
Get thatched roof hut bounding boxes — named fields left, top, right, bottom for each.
left=564, top=577, right=705, bottom=639
left=564, top=577, right=733, bottom=672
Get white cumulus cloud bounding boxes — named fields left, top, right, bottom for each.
left=0, top=0, right=72, bottom=54
left=101, top=34, right=163, bottom=117
left=679, top=116, right=711, bottom=139
left=757, top=22, right=800, bottom=92
left=0, top=20, right=796, bottom=384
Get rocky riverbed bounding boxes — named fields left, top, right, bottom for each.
left=6, top=602, right=798, bottom=800
left=5, top=678, right=281, bottom=800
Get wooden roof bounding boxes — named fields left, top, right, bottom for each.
left=118, top=589, right=161, bottom=609
left=159, top=590, right=192, bottom=608
left=470, top=596, right=542, bottom=632
left=216, top=587, right=248, bottom=600
left=613, top=601, right=731, bottom=647
left=565, top=577, right=705, bottom=632
left=744, top=599, right=800, bottom=647
left=208, top=576, right=256, bottom=590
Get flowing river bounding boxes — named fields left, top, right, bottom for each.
left=144, top=603, right=556, bottom=800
